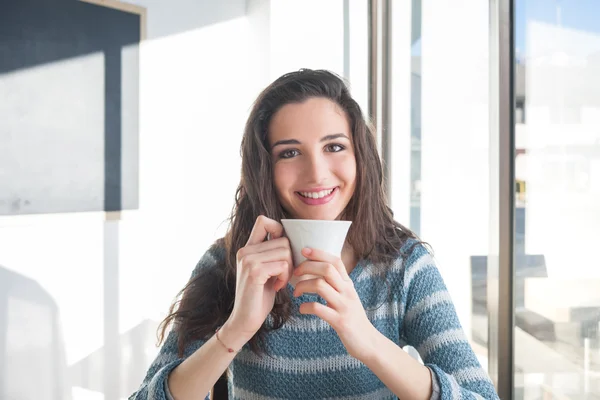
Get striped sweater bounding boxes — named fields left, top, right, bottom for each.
left=130, top=240, right=499, bottom=400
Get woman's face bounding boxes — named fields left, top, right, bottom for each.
left=268, top=97, right=357, bottom=220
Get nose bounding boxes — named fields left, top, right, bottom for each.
left=305, top=152, right=329, bottom=184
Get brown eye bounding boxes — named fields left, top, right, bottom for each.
left=279, top=149, right=300, bottom=159
left=325, top=144, right=345, bottom=153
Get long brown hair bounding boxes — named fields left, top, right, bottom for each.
left=159, top=69, right=419, bottom=356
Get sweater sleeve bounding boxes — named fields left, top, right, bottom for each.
left=128, top=330, right=209, bottom=400
left=400, top=245, right=500, bottom=400
left=129, top=242, right=226, bottom=400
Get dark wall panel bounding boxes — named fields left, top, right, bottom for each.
left=0, top=0, right=140, bottom=215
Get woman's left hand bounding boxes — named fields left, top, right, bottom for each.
left=293, top=247, right=378, bottom=362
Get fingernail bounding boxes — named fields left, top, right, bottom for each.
left=303, top=247, right=312, bottom=255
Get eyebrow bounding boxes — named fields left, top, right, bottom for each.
left=271, top=133, right=350, bottom=149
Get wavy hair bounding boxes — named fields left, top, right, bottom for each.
left=158, top=69, right=420, bottom=356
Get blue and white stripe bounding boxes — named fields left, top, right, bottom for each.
left=130, top=240, right=499, bottom=400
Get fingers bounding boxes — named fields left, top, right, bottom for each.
left=238, top=225, right=293, bottom=292
left=301, top=247, right=351, bottom=281
left=237, top=236, right=290, bottom=261
left=238, top=247, right=292, bottom=288
left=251, top=261, right=290, bottom=287
left=293, top=261, right=346, bottom=292
left=299, top=302, right=338, bottom=325
left=246, top=215, right=284, bottom=246
left=293, top=278, right=342, bottom=309
left=240, top=258, right=289, bottom=286
left=240, top=246, right=291, bottom=265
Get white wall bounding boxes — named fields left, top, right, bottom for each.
left=269, top=0, right=345, bottom=78
left=247, top=0, right=368, bottom=107
left=127, top=0, right=253, bottom=317
left=0, top=1, right=255, bottom=399
left=0, top=1, right=362, bottom=398
left=389, top=0, right=414, bottom=226
left=420, top=0, right=491, bottom=340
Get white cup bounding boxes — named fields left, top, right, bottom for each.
left=281, top=219, right=352, bottom=268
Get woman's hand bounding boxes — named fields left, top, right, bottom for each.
left=292, top=247, right=378, bottom=361
left=223, top=216, right=293, bottom=347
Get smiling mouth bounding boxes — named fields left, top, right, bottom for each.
left=295, top=187, right=339, bottom=205
left=297, top=188, right=336, bottom=199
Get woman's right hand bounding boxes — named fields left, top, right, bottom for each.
left=221, top=215, right=293, bottom=345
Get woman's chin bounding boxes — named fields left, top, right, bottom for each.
left=285, top=203, right=346, bottom=221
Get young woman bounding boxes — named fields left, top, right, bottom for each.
left=130, top=69, right=499, bottom=400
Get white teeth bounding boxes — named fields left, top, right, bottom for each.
left=299, top=188, right=334, bottom=199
